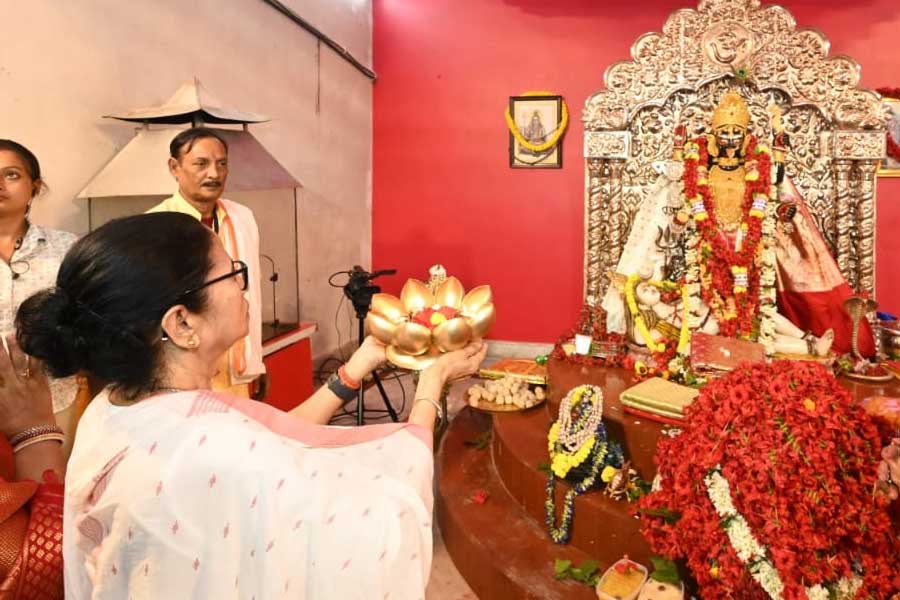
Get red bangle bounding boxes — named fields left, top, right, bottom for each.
left=338, top=365, right=361, bottom=390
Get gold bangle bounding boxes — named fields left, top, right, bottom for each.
left=13, top=433, right=65, bottom=453
left=8, top=424, right=64, bottom=447
left=414, top=397, right=443, bottom=421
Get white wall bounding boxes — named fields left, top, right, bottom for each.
left=0, top=0, right=373, bottom=363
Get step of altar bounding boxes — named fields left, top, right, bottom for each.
left=436, top=408, right=597, bottom=600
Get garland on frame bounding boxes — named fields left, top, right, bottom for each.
left=505, top=91, right=569, bottom=153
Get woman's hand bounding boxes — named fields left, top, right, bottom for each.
left=0, top=333, right=55, bottom=439
left=877, top=438, right=900, bottom=501
left=425, top=340, right=488, bottom=385
left=343, top=336, right=388, bottom=383
left=408, top=341, right=488, bottom=430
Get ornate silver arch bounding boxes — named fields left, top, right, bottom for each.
left=583, top=0, right=888, bottom=311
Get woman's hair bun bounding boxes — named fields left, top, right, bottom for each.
left=15, top=213, right=215, bottom=399
left=16, top=287, right=87, bottom=378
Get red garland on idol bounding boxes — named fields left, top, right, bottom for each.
left=682, top=132, right=771, bottom=339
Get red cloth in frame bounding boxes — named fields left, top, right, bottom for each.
left=0, top=438, right=63, bottom=600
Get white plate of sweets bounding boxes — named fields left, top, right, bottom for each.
left=465, top=375, right=547, bottom=413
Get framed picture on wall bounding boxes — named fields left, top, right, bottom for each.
left=879, top=97, right=900, bottom=177
left=508, top=95, right=563, bottom=169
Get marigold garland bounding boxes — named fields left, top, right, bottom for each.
left=624, top=274, right=691, bottom=377
left=545, top=385, right=624, bottom=544
left=505, top=91, right=569, bottom=153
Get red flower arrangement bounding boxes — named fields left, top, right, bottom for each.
left=638, top=360, right=900, bottom=598
left=683, top=135, right=771, bottom=339
left=550, top=304, right=627, bottom=367
left=412, top=305, right=458, bottom=329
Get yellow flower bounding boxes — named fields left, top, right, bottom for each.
left=601, top=465, right=618, bottom=483
left=547, top=422, right=560, bottom=454
left=803, top=398, right=816, bottom=411
left=710, top=565, right=720, bottom=578
left=550, top=434, right=596, bottom=478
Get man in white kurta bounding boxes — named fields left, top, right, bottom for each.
left=147, top=128, right=265, bottom=397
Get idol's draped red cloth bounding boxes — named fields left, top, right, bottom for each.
left=775, top=179, right=875, bottom=357
left=0, top=440, right=63, bottom=600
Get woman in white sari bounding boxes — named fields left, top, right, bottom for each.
left=15, top=212, right=486, bottom=599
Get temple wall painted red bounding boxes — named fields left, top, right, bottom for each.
left=373, top=0, right=900, bottom=342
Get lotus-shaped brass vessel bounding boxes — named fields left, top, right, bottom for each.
left=366, top=271, right=495, bottom=370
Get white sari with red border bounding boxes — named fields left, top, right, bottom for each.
left=64, top=390, right=434, bottom=599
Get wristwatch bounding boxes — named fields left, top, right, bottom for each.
left=326, top=372, right=358, bottom=404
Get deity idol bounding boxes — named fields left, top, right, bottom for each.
left=604, top=90, right=873, bottom=357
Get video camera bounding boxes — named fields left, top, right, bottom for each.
left=338, top=266, right=397, bottom=318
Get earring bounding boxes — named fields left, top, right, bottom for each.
left=187, top=334, right=200, bottom=348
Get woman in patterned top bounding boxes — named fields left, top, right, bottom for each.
left=0, top=140, right=67, bottom=599
left=0, top=140, right=78, bottom=443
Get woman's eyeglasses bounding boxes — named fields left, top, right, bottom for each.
left=177, top=260, right=248, bottom=300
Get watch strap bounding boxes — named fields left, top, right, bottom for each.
left=327, top=372, right=359, bottom=404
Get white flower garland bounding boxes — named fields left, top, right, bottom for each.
left=704, top=468, right=861, bottom=599
left=756, top=182, right=778, bottom=355
left=682, top=224, right=703, bottom=342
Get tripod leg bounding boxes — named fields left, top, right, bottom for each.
left=371, top=372, right=399, bottom=423
left=356, top=385, right=365, bottom=426
left=357, top=315, right=367, bottom=426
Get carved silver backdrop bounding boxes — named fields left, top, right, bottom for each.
left=582, top=0, right=889, bottom=307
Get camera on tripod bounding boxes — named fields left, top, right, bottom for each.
left=328, top=265, right=399, bottom=425
left=341, top=266, right=397, bottom=318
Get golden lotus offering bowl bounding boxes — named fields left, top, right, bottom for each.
left=366, top=271, right=495, bottom=370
